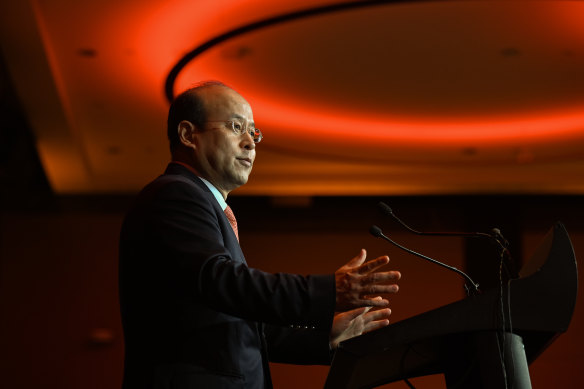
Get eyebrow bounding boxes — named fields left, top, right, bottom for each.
left=232, top=114, right=255, bottom=127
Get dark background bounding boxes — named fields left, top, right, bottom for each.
left=1, top=43, right=583, bottom=389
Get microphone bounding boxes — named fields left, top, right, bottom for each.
left=378, top=202, right=493, bottom=239
left=491, top=227, right=510, bottom=248
left=370, top=225, right=480, bottom=294
left=378, top=201, right=515, bottom=275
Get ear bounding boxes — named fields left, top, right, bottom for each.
left=178, top=120, right=197, bottom=149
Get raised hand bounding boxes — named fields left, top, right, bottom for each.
left=335, top=249, right=401, bottom=311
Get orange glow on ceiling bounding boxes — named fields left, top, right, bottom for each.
left=249, top=101, right=584, bottom=146
left=168, top=0, right=584, bottom=147
left=3, top=0, right=584, bottom=194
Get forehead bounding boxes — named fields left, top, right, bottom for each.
left=199, top=86, right=253, bottom=120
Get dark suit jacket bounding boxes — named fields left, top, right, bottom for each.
left=119, top=163, right=336, bottom=388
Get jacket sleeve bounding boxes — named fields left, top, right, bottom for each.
left=264, top=323, right=333, bottom=365
left=126, top=177, right=336, bottom=331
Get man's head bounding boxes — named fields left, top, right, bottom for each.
left=167, top=81, right=257, bottom=198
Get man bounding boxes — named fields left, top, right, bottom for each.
left=119, top=81, right=401, bottom=388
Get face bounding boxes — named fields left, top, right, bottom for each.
left=184, top=86, right=256, bottom=198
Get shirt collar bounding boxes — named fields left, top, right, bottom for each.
left=198, top=176, right=227, bottom=211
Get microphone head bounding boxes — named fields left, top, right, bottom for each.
left=378, top=202, right=393, bottom=216
left=491, top=227, right=510, bottom=247
left=369, top=225, right=383, bottom=237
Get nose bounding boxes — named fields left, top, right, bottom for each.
left=241, top=130, right=256, bottom=150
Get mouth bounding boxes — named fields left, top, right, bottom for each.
left=236, top=157, right=253, bottom=167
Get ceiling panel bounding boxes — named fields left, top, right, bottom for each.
left=1, top=0, right=583, bottom=195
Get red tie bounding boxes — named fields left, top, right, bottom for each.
left=224, top=205, right=239, bottom=242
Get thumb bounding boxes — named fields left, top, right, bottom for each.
left=346, top=249, right=367, bottom=268
left=341, top=306, right=371, bottom=321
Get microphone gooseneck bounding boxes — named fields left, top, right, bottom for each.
left=378, top=201, right=515, bottom=278
left=369, top=225, right=480, bottom=295
left=378, top=202, right=493, bottom=239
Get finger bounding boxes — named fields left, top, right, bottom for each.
left=357, top=296, right=384, bottom=308
left=356, top=256, right=390, bottom=274
left=363, top=271, right=402, bottom=284
left=359, top=297, right=390, bottom=308
left=345, top=249, right=367, bottom=268
left=361, top=284, right=399, bottom=296
left=364, top=319, right=390, bottom=333
left=376, top=270, right=401, bottom=281
left=363, top=308, right=392, bottom=323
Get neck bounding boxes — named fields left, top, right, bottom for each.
left=170, top=159, right=230, bottom=200
left=171, top=159, right=199, bottom=176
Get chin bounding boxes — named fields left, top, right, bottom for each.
left=230, top=174, right=249, bottom=188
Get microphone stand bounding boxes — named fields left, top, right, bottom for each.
left=370, top=225, right=481, bottom=295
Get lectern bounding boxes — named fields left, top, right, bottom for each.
left=325, top=222, right=578, bottom=388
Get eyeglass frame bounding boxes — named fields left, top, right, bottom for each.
left=204, top=119, right=263, bottom=143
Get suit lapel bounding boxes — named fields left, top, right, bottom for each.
left=164, top=163, right=247, bottom=265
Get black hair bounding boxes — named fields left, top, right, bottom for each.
left=166, top=80, right=228, bottom=153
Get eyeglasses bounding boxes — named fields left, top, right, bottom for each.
left=206, top=120, right=263, bottom=143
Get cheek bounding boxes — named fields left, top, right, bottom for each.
left=216, top=145, right=237, bottom=169
left=202, top=136, right=239, bottom=169
left=206, top=139, right=230, bottom=163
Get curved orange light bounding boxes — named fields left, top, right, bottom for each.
left=139, top=0, right=584, bottom=149
left=251, top=99, right=584, bottom=146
